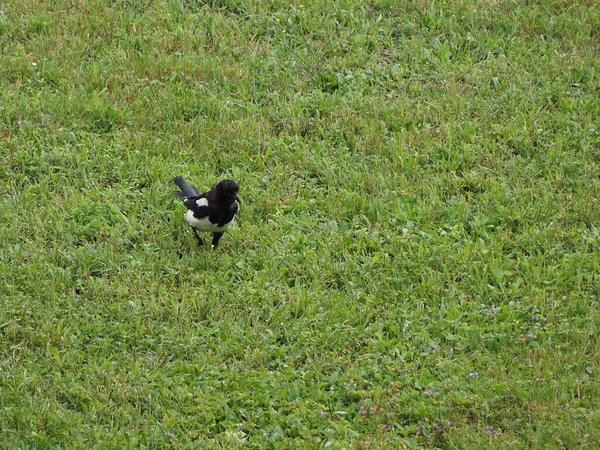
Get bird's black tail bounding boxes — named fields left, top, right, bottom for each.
left=173, top=176, right=201, bottom=200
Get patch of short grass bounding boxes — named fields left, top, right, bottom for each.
left=1, top=0, right=600, bottom=448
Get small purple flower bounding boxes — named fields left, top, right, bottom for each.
left=486, top=425, right=496, bottom=435
left=370, top=407, right=377, bottom=413
left=423, top=389, right=438, bottom=396
left=320, top=410, right=328, bottom=417
left=359, top=407, right=367, bottom=415
left=469, top=371, right=479, bottom=378
left=383, top=424, right=391, bottom=431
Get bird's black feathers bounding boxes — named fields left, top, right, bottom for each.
left=173, top=176, right=201, bottom=199
left=173, top=177, right=240, bottom=248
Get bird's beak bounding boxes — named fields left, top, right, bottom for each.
left=234, top=194, right=241, bottom=203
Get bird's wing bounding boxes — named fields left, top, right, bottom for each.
left=183, top=195, right=210, bottom=219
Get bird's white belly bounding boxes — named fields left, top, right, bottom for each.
left=185, top=210, right=234, bottom=232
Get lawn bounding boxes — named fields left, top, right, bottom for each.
left=1, top=0, right=599, bottom=448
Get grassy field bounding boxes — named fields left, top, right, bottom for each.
left=1, top=0, right=599, bottom=448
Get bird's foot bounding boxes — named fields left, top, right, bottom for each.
left=192, top=229, right=205, bottom=246
left=211, top=232, right=223, bottom=250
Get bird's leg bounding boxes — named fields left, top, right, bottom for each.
left=211, top=232, right=224, bottom=249
left=191, top=228, right=205, bottom=246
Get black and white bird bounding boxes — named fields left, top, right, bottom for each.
left=173, top=176, right=240, bottom=249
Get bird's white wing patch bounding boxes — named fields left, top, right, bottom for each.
left=196, top=197, right=208, bottom=207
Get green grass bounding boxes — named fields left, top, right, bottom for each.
left=1, top=0, right=600, bottom=448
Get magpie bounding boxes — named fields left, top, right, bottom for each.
left=173, top=176, right=240, bottom=249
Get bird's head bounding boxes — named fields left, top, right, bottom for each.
left=215, top=179, right=240, bottom=203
